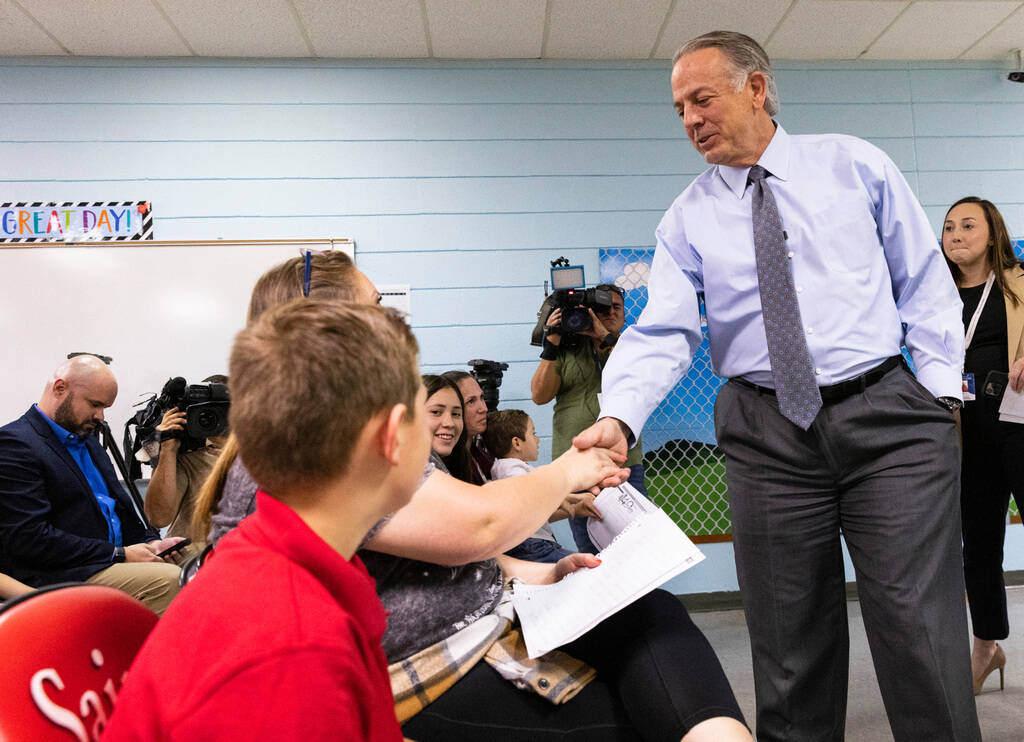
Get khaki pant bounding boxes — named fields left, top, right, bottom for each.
left=86, top=562, right=181, bottom=616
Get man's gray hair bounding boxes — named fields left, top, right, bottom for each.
left=673, top=30, right=779, bottom=117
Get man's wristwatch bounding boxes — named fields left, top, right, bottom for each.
left=937, top=396, right=964, bottom=412
left=113, top=546, right=126, bottom=563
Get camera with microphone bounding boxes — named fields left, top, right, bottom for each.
left=129, top=377, right=230, bottom=457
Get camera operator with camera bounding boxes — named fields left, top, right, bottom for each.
left=531, top=283, right=646, bottom=553
left=142, top=374, right=229, bottom=550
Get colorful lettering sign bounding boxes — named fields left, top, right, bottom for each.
left=0, top=202, right=153, bottom=243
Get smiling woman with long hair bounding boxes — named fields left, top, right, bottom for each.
left=421, top=375, right=470, bottom=481
left=441, top=370, right=494, bottom=484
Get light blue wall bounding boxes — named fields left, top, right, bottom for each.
left=3, top=57, right=1023, bottom=592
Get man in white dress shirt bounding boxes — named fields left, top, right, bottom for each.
left=575, top=31, right=979, bottom=742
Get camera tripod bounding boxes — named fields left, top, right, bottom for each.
left=97, top=421, right=153, bottom=530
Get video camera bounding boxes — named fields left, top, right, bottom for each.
left=530, top=258, right=618, bottom=349
left=468, top=359, right=509, bottom=412
left=126, top=377, right=230, bottom=462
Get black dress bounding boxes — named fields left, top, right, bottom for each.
left=959, top=281, right=1023, bottom=640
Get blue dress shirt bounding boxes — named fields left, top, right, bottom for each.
left=601, top=125, right=965, bottom=437
left=35, top=404, right=123, bottom=546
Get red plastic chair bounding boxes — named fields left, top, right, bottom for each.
left=0, top=583, right=158, bottom=741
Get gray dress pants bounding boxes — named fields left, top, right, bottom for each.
left=714, top=364, right=980, bottom=742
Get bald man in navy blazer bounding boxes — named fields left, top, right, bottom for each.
left=0, top=355, right=183, bottom=614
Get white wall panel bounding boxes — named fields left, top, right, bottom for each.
left=1, top=175, right=685, bottom=219
left=774, top=65, right=913, bottom=103
left=918, top=170, right=1024, bottom=209
left=0, top=140, right=703, bottom=178
left=0, top=102, right=682, bottom=141
left=93, top=211, right=661, bottom=251
left=0, top=61, right=672, bottom=103
left=775, top=103, right=915, bottom=137
left=912, top=102, right=1024, bottom=136
left=915, top=136, right=1024, bottom=171
left=910, top=65, right=1024, bottom=102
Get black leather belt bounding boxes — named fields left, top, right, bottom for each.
left=731, top=355, right=903, bottom=404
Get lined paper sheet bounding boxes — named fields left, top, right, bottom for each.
left=512, top=509, right=705, bottom=658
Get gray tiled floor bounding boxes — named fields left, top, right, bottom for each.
left=690, top=587, right=1024, bottom=741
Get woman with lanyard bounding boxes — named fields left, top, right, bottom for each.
left=942, top=196, right=1024, bottom=695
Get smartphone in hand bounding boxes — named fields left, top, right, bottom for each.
left=156, top=538, right=192, bottom=559
left=984, top=371, right=1008, bottom=400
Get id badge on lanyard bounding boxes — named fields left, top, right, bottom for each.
left=962, top=272, right=996, bottom=402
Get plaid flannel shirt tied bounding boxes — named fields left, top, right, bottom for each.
left=390, top=586, right=595, bottom=722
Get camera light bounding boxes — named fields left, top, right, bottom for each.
left=551, top=264, right=585, bottom=290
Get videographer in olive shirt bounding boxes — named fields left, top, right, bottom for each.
left=531, top=284, right=645, bottom=553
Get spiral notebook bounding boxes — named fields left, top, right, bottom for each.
left=511, top=503, right=705, bottom=658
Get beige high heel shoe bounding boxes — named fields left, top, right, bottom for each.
left=973, top=644, right=1006, bottom=696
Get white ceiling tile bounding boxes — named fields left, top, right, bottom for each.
left=292, top=0, right=428, bottom=58
left=864, top=0, right=1021, bottom=59
left=0, top=0, right=66, bottom=54
left=768, top=1, right=910, bottom=60
left=427, top=0, right=545, bottom=58
left=959, top=4, right=1024, bottom=60
left=3, top=0, right=1024, bottom=60
left=18, top=0, right=190, bottom=56
left=159, top=0, right=309, bottom=57
left=545, top=0, right=672, bottom=59
left=653, top=0, right=793, bottom=59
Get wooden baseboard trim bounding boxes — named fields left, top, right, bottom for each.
left=690, top=533, right=732, bottom=544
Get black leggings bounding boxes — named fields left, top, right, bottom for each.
left=961, top=403, right=1024, bottom=640
left=402, top=589, right=745, bottom=742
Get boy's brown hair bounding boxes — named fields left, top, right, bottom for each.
left=229, top=299, right=419, bottom=496
left=483, top=409, right=530, bottom=459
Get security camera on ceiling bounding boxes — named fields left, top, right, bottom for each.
left=1009, top=50, right=1024, bottom=83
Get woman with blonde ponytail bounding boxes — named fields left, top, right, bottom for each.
left=190, top=251, right=381, bottom=546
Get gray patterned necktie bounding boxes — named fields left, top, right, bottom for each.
left=748, top=164, right=822, bottom=429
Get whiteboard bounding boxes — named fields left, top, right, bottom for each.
left=0, top=239, right=354, bottom=439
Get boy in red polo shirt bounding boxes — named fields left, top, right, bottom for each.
left=104, top=300, right=429, bottom=741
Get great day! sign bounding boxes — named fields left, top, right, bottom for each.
left=1, top=201, right=154, bottom=242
